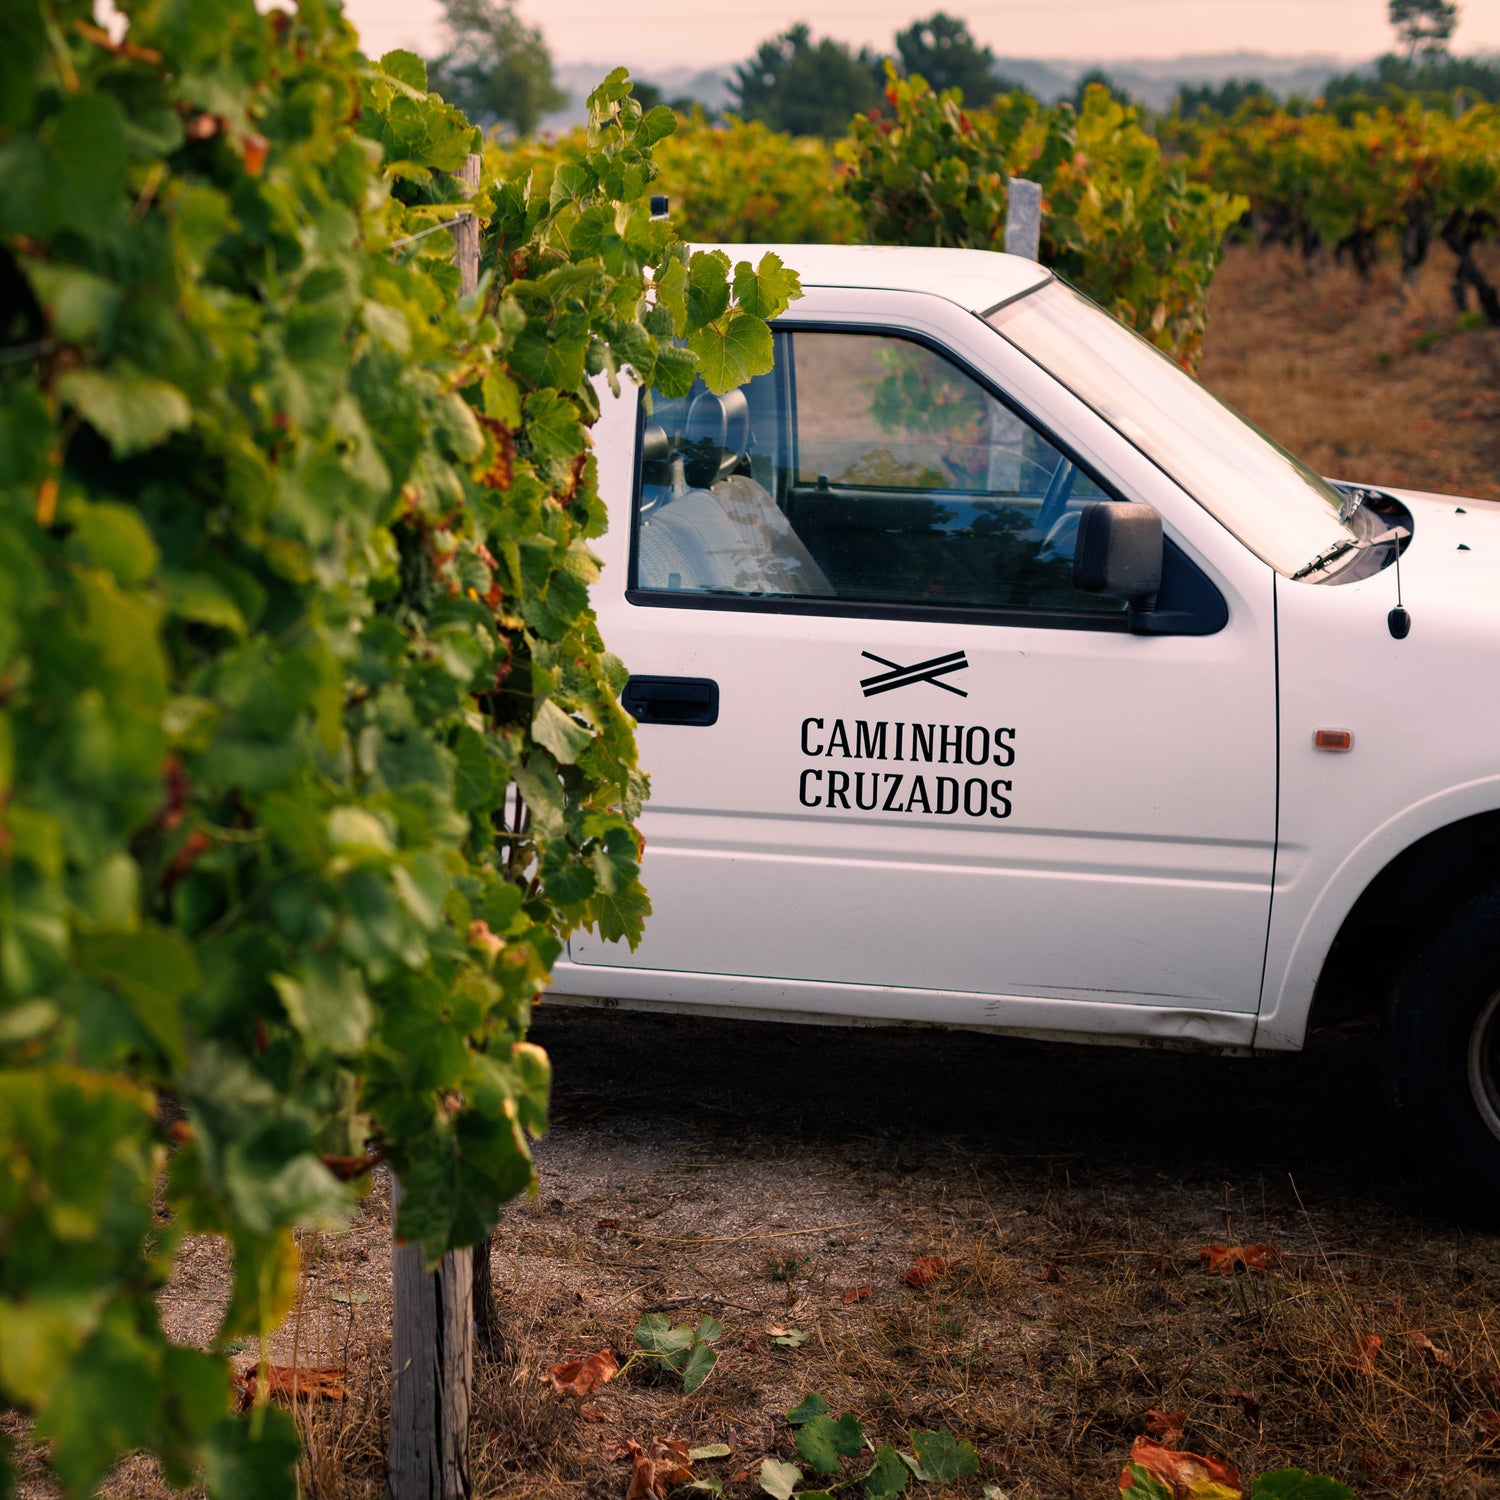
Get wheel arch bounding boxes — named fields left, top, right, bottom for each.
left=1266, top=805, right=1500, bottom=1047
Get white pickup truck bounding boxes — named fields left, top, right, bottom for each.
left=552, top=243, right=1500, bottom=1218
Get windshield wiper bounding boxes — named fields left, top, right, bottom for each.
left=1291, top=537, right=1360, bottom=580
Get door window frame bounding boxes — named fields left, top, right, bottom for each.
left=626, top=321, right=1161, bottom=633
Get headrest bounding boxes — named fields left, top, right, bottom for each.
left=681, top=388, right=750, bottom=488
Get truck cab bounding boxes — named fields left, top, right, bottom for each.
left=550, top=244, right=1500, bottom=1217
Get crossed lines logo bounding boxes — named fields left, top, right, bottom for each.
left=859, top=649, right=969, bottom=698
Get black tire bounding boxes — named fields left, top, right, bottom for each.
left=1385, top=884, right=1500, bottom=1224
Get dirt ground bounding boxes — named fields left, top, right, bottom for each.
left=1199, top=242, right=1500, bottom=502
left=9, top=247, right=1500, bottom=1500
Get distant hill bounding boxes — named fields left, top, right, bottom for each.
left=535, top=48, right=1491, bottom=131
left=540, top=62, right=735, bottom=133
left=1062, top=51, right=1351, bottom=107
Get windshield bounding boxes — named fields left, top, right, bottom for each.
left=987, top=281, right=1355, bottom=578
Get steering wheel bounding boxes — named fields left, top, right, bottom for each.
left=1035, top=457, right=1077, bottom=534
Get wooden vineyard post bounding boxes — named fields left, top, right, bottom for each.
left=388, top=1182, right=474, bottom=1500
left=453, top=152, right=481, bottom=297
left=387, top=152, right=485, bottom=1500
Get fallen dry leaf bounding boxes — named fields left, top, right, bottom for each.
left=1359, top=1453, right=1416, bottom=1483
left=1144, top=1408, right=1186, bottom=1446
left=842, top=1285, right=872, bottom=1305
left=1349, top=1334, right=1384, bottom=1375
left=1198, top=1244, right=1276, bottom=1275
left=612, top=1437, right=694, bottom=1500
left=1476, top=1411, right=1500, bottom=1447
left=1404, top=1329, right=1455, bottom=1368
left=234, top=1364, right=345, bottom=1411
left=1120, top=1436, right=1242, bottom=1499
left=902, top=1256, right=951, bottom=1288
left=545, top=1350, right=619, bottom=1396
left=1223, top=1389, right=1261, bottom=1427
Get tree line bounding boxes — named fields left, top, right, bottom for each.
left=437, top=0, right=1500, bottom=140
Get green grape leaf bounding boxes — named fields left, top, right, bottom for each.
left=732, top=252, right=803, bottom=321
left=533, top=699, right=593, bottom=765
left=796, top=1413, right=866, bottom=1475
left=909, top=1429, right=979, bottom=1483
left=524, top=390, right=588, bottom=465
left=77, top=927, right=199, bottom=1069
left=635, top=1313, right=698, bottom=1356
left=22, top=261, right=122, bottom=343
left=685, top=249, right=732, bottom=328
left=863, top=1443, right=910, bottom=1500
left=56, top=368, right=193, bottom=458
left=379, top=50, right=429, bottom=92
left=686, top=310, right=773, bottom=395
left=1252, top=1472, right=1357, bottom=1500
left=1120, top=1463, right=1176, bottom=1500
left=653, top=256, right=689, bottom=334
left=201, top=1407, right=301, bottom=1500
left=67, top=500, right=159, bottom=586
left=680, top=1342, right=718, bottom=1394
left=786, top=1394, right=830, bottom=1426
left=270, top=955, right=372, bottom=1058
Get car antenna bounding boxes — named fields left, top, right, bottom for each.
left=1386, top=529, right=1410, bottom=640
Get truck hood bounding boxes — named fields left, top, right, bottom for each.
left=1367, top=486, right=1500, bottom=602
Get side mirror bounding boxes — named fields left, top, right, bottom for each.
left=1073, top=502, right=1162, bottom=608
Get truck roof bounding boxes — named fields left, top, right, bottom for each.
left=698, top=243, right=1052, bottom=316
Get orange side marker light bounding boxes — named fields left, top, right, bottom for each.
left=1314, top=729, right=1353, bottom=752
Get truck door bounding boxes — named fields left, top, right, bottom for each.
left=567, top=316, right=1277, bottom=1025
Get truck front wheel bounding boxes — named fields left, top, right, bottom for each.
left=1386, top=886, right=1500, bottom=1223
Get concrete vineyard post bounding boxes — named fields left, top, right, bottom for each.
left=1005, top=178, right=1043, bottom=260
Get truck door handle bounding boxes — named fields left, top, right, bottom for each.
left=622, top=676, right=719, bottom=727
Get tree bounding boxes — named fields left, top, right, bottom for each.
left=1072, top=68, right=1131, bottom=110
left=1389, top=0, right=1460, bottom=59
left=731, top=24, right=883, bottom=138
left=894, top=12, right=1015, bottom=102
left=1172, top=77, right=1277, bottom=118
left=427, top=0, right=567, bottom=135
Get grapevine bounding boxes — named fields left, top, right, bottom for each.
left=0, top=5, right=796, bottom=1495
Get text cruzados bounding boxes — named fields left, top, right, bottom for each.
left=798, top=717, right=1016, bottom=819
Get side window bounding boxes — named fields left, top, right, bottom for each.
left=632, top=330, right=1124, bottom=617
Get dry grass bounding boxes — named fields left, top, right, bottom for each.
left=13, top=248, right=1500, bottom=1500
left=1199, top=243, right=1500, bottom=502
left=261, top=1008, right=1500, bottom=1500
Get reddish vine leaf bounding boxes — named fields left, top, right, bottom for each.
left=1223, top=1389, right=1261, bottom=1427
left=545, top=1350, right=619, bottom=1396
left=1348, top=1335, right=1383, bottom=1375
left=611, top=1437, right=694, bottom=1500
left=1144, top=1408, right=1186, bottom=1446
left=1404, top=1329, right=1454, bottom=1368
left=842, top=1285, right=871, bottom=1305
left=1120, top=1437, right=1242, bottom=1499
left=1198, top=1244, right=1276, bottom=1275
left=234, top=1365, right=346, bottom=1410
left=902, top=1256, right=951, bottom=1288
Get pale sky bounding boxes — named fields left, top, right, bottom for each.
left=342, top=0, right=1500, bottom=71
